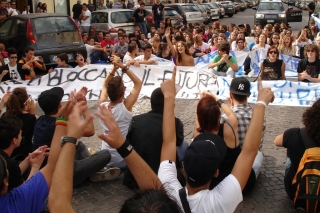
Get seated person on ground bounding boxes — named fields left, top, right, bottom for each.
left=208, top=42, right=238, bottom=78
left=75, top=53, right=87, bottom=68
left=297, top=44, right=320, bottom=83
left=19, top=46, right=47, bottom=78
left=112, top=34, right=129, bottom=60
left=33, top=87, right=114, bottom=186
left=85, top=37, right=109, bottom=64
left=0, top=48, right=36, bottom=82
left=259, top=46, right=286, bottom=80
left=127, top=43, right=158, bottom=66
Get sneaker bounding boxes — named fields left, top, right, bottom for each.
left=89, top=167, right=121, bottom=182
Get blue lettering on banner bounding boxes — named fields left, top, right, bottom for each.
left=273, top=80, right=288, bottom=88
left=296, top=89, right=311, bottom=99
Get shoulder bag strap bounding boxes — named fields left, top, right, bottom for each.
left=224, top=121, right=237, bottom=148
left=178, top=187, right=192, bottom=213
left=300, top=128, right=316, bottom=149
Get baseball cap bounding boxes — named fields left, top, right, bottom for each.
left=229, top=77, right=251, bottom=96
left=38, top=87, right=64, bottom=114
left=183, top=133, right=227, bottom=186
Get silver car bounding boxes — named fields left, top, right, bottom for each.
left=180, top=4, right=203, bottom=24
left=195, top=4, right=210, bottom=24
left=91, top=9, right=135, bottom=39
left=202, top=3, right=220, bottom=20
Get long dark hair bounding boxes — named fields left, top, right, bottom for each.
left=176, top=41, right=191, bottom=63
left=4, top=87, right=28, bottom=116
left=303, top=98, right=320, bottom=142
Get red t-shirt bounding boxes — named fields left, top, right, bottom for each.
left=101, top=40, right=115, bottom=48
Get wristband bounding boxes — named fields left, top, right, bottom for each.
left=122, top=66, right=128, bottom=73
left=116, top=139, right=133, bottom=158
left=109, top=72, right=115, bottom=76
left=256, top=101, right=267, bottom=108
left=56, top=116, right=68, bottom=126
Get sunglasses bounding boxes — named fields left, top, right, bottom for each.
left=10, top=56, right=17, bottom=59
left=269, top=51, right=278, bottom=54
left=307, top=49, right=315, bottom=52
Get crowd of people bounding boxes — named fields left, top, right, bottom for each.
left=0, top=0, right=319, bottom=212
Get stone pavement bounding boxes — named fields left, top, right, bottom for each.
left=72, top=99, right=307, bottom=213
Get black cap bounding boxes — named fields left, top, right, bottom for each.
left=183, top=133, right=227, bottom=186
left=230, top=77, right=251, bottom=96
left=38, top=87, right=64, bottom=114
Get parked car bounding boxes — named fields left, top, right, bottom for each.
left=244, top=0, right=253, bottom=7
left=202, top=3, right=220, bottom=20
left=218, top=1, right=236, bottom=17
left=0, top=13, right=86, bottom=67
left=195, top=4, right=211, bottom=24
left=164, top=3, right=203, bottom=25
left=236, top=0, right=247, bottom=10
left=91, top=9, right=134, bottom=39
left=145, top=7, right=183, bottom=31
left=253, top=0, right=302, bottom=26
left=233, top=2, right=240, bottom=13
left=211, top=2, right=225, bottom=18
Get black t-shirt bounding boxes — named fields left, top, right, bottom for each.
left=156, top=52, right=172, bottom=60
left=192, top=49, right=202, bottom=58
left=10, top=113, right=36, bottom=158
left=133, top=8, right=147, bottom=22
left=308, top=2, right=315, bottom=14
left=152, top=3, right=164, bottom=21
left=297, top=58, right=320, bottom=82
left=0, top=150, right=24, bottom=192
left=283, top=128, right=311, bottom=199
left=262, top=59, right=283, bottom=80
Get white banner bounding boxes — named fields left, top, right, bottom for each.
left=217, top=77, right=320, bottom=107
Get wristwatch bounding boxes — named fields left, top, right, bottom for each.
left=217, top=99, right=224, bottom=108
left=60, top=136, right=78, bottom=147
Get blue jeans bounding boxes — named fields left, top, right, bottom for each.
left=137, top=22, right=147, bottom=36
left=73, top=141, right=111, bottom=187
left=90, top=50, right=109, bottom=64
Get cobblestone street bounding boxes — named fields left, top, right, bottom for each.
left=69, top=98, right=307, bottom=213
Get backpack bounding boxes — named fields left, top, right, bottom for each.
left=292, top=128, right=320, bottom=213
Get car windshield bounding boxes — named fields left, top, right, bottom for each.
left=221, top=2, right=233, bottom=5
left=32, top=17, right=76, bottom=34
left=110, top=11, right=134, bottom=23
left=201, top=4, right=210, bottom=9
left=91, top=12, right=108, bottom=23
left=257, top=2, right=284, bottom=10
left=182, top=5, right=199, bottom=12
left=207, top=3, right=217, bottom=8
left=211, top=2, right=219, bottom=7
left=165, top=9, right=179, bottom=16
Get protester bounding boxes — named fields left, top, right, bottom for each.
left=0, top=0, right=10, bottom=22
left=259, top=46, right=286, bottom=80
left=55, top=53, right=73, bottom=68
left=0, top=48, right=36, bottom=82
left=97, top=0, right=107, bottom=9
left=150, top=37, right=160, bottom=55
left=85, top=37, right=109, bottom=64
left=36, top=2, right=43, bottom=12
left=268, top=33, right=280, bottom=48
left=297, top=44, right=320, bottom=82
left=165, top=29, right=194, bottom=66
left=133, top=2, right=147, bottom=36
left=98, top=56, right=142, bottom=169
left=79, top=3, right=91, bottom=33
left=19, top=46, right=47, bottom=78
left=234, top=38, right=249, bottom=52
left=208, top=42, right=238, bottom=78
left=72, top=0, right=82, bottom=26
left=274, top=98, right=320, bottom=212
left=123, top=43, right=139, bottom=64
left=8, top=2, right=19, bottom=16
left=112, top=34, right=129, bottom=59
left=127, top=43, right=158, bottom=66
left=151, top=0, right=164, bottom=29
left=278, top=35, right=294, bottom=56
left=293, top=29, right=312, bottom=58
left=252, top=33, right=270, bottom=51
left=22, top=5, right=31, bottom=14
left=210, top=34, right=219, bottom=52
left=156, top=43, right=172, bottom=60
left=75, top=53, right=87, bottom=68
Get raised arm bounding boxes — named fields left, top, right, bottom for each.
left=48, top=101, right=92, bottom=213
left=96, top=105, right=162, bottom=190
left=40, top=101, right=74, bottom=188
left=99, top=65, right=117, bottom=104
left=160, top=67, right=177, bottom=162
left=165, top=29, right=176, bottom=57
left=231, top=78, right=274, bottom=190
left=113, top=57, right=142, bottom=111
left=281, top=61, right=286, bottom=80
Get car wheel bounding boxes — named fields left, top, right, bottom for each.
left=220, top=15, right=224, bottom=18
left=228, top=14, right=233, bottom=17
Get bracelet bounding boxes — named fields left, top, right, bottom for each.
left=31, top=166, right=40, bottom=169
left=116, top=139, right=133, bottom=158
left=217, top=99, right=224, bottom=108
left=109, top=72, right=115, bottom=76
left=256, top=101, right=267, bottom=108
left=56, top=116, right=68, bottom=126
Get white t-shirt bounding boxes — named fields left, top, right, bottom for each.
left=199, top=42, right=210, bottom=51
left=81, top=10, right=91, bottom=26
left=99, top=102, right=132, bottom=168
left=123, top=53, right=134, bottom=64
left=8, top=64, right=21, bottom=80
left=9, top=8, right=18, bottom=16
left=85, top=44, right=94, bottom=63
left=134, top=54, right=158, bottom=65
left=158, top=161, right=243, bottom=213
left=252, top=44, right=270, bottom=51
left=22, top=11, right=30, bottom=14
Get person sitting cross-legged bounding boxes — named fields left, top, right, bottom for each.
left=33, top=86, right=114, bottom=186
left=208, top=42, right=238, bottom=78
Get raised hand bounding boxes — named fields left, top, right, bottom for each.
left=257, top=77, right=275, bottom=105
left=95, top=104, right=125, bottom=149
left=57, top=100, right=74, bottom=118
left=165, top=28, right=171, bottom=37
left=67, top=101, right=93, bottom=139
left=29, top=145, right=49, bottom=168
left=0, top=91, right=10, bottom=104
left=161, top=66, right=176, bottom=98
